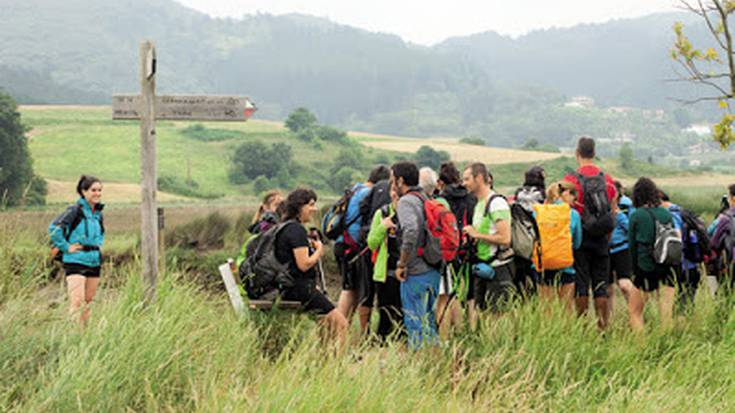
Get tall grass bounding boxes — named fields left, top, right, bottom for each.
left=3, top=218, right=735, bottom=411
left=2, top=263, right=735, bottom=411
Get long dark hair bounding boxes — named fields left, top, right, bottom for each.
left=281, top=188, right=318, bottom=222
left=632, top=177, right=660, bottom=208
left=76, top=175, right=101, bottom=197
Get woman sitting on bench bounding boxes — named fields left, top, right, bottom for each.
left=276, top=188, right=348, bottom=342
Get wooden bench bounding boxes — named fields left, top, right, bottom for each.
left=218, top=259, right=301, bottom=314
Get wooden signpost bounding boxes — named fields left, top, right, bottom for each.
left=112, top=40, right=256, bottom=302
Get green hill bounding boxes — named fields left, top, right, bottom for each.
left=0, top=0, right=726, bottom=162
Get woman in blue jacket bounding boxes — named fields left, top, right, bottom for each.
left=49, top=175, right=105, bottom=326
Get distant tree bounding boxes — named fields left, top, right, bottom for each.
left=672, top=1, right=735, bottom=147
left=252, top=176, right=272, bottom=194
left=415, top=145, right=450, bottom=169
left=285, top=107, right=318, bottom=133
left=459, top=137, right=486, bottom=146
left=331, top=147, right=365, bottom=175
left=331, top=167, right=361, bottom=192
left=522, top=138, right=540, bottom=150
left=619, top=143, right=635, bottom=170
left=229, top=141, right=292, bottom=183
left=0, top=92, right=46, bottom=206
left=315, top=125, right=348, bottom=144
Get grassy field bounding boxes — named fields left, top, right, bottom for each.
left=356, top=135, right=563, bottom=164
left=21, top=106, right=578, bottom=205
left=6, top=106, right=735, bottom=411
left=21, top=106, right=349, bottom=204
left=2, top=222, right=735, bottom=411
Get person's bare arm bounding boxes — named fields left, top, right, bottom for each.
left=292, top=241, right=324, bottom=272
left=464, top=219, right=511, bottom=247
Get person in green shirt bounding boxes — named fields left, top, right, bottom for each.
left=628, top=177, right=678, bottom=330
left=462, top=163, right=515, bottom=323
left=366, top=187, right=403, bottom=341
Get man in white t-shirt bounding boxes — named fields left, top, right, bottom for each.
left=462, top=163, right=515, bottom=321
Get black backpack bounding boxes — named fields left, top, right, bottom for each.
left=322, top=185, right=364, bottom=241
left=358, top=179, right=392, bottom=242
left=50, top=204, right=105, bottom=260
left=680, top=209, right=709, bottom=263
left=238, top=221, right=297, bottom=299
left=575, top=172, right=615, bottom=237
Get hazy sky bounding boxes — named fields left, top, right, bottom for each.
left=176, top=0, right=677, bottom=45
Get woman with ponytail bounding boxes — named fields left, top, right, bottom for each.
left=249, top=191, right=283, bottom=234
left=48, top=175, right=105, bottom=327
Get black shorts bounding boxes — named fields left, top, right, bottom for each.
left=633, top=266, right=676, bottom=293
left=336, top=247, right=374, bottom=307
left=609, top=249, right=633, bottom=283
left=574, top=248, right=609, bottom=298
left=282, top=279, right=335, bottom=315
left=539, top=269, right=574, bottom=286
left=473, top=263, right=515, bottom=313
left=64, top=263, right=101, bottom=278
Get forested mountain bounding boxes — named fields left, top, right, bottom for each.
left=0, top=0, right=722, bottom=159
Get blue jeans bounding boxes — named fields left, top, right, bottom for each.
left=400, top=269, right=440, bottom=350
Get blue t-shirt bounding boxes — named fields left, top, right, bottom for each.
left=338, top=183, right=371, bottom=243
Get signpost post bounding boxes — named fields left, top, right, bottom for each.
left=113, top=40, right=256, bottom=302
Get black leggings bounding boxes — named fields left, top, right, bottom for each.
left=375, top=276, right=403, bottom=341
left=676, top=267, right=701, bottom=312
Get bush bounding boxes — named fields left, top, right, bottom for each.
left=166, top=212, right=232, bottom=251
left=315, top=125, right=348, bottom=144
left=459, top=137, right=485, bottom=146
left=416, top=145, right=450, bottom=169
left=285, top=107, right=318, bottom=133
left=331, top=148, right=366, bottom=176
left=229, top=141, right=292, bottom=184
left=331, top=167, right=362, bottom=192
left=252, top=176, right=274, bottom=195
left=181, top=124, right=247, bottom=142
left=157, top=175, right=222, bottom=199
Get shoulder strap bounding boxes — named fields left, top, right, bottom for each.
left=484, top=194, right=506, bottom=218
left=644, top=208, right=659, bottom=226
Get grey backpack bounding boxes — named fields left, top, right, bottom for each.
left=238, top=221, right=297, bottom=299
left=646, top=209, right=682, bottom=266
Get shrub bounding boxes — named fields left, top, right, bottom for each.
left=166, top=212, right=232, bottom=251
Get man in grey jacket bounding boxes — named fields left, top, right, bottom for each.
left=391, top=161, right=440, bottom=349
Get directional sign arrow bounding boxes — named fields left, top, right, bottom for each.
left=112, top=94, right=257, bottom=121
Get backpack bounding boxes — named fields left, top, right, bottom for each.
left=50, top=204, right=105, bottom=261
left=440, top=184, right=476, bottom=245
left=723, top=212, right=735, bottom=262
left=533, top=203, right=574, bottom=271
left=575, top=172, right=615, bottom=237
left=408, top=192, right=460, bottom=265
left=510, top=203, right=540, bottom=261
left=359, top=180, right=391, bottom=226
left=238, top=221, right=297, bottom=299
left=358, top=179, right=392, bottom=243
left=515, top=186, right=544, bottom=214
left=680, top=209, right=709, bottom=264
left=322, top=185, right=363, bottom=241
left=646, top=209, right=682, bottom=267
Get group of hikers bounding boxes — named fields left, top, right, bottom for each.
left=49, top=137, right=735, bottom=349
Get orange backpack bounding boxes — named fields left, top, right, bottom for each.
left=533, top=203, right=574, bottom=271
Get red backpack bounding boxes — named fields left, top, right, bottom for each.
left=408, top=192, right=460, bottom=264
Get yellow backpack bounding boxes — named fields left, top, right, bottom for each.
left=533, top=203, right=574, bottom=271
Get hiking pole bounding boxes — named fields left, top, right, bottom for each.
left=347, top=246, right=371, bottom=265
left=317, top=258, right=327, bottom=293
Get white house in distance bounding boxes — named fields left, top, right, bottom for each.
left=564, top=96, right=595, bottom=109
